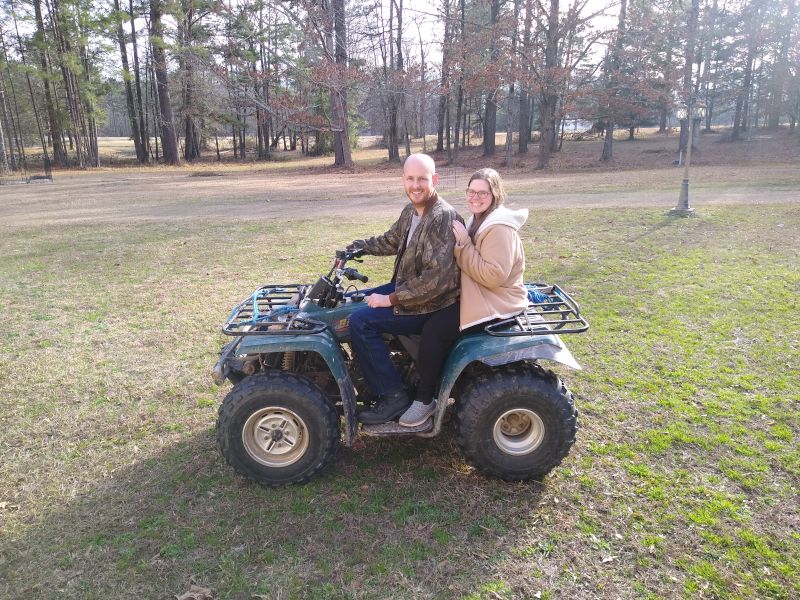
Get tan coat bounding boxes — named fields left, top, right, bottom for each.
left=455, top=206, right=529, bottom=330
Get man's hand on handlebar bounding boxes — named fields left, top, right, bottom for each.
left=345, top=244, right=365, bottom=259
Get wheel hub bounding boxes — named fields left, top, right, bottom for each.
left=492, top=408, right=545, bottom=456
left=242, top=407, right=309, bottom=467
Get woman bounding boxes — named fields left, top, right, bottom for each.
left=452, top=168, right=529, bottom=332
left=398, top=168, right=528, bottom=427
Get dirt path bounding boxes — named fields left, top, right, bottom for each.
left=1, top=165, right=797, bottom=227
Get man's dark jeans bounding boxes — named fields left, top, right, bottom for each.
left=348, top=282, right=429, bottom=397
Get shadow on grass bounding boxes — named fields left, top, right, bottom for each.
left=3, top=421, right=550, bottom=599
left=627, top=215, right=688, bottom=243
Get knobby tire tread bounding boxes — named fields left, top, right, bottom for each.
left=216, top=371, right=340, bottom=486
left=456, top=363, right=578, bottom=481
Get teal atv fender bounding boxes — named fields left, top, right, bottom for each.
left=220, top=330, right=359, bottom=446
left=424, top=332, right=581, bottom=437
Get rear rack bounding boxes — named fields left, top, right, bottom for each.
left=222, top=284, right=326, bottom=336
left=485, top=283, right=589, bottom=337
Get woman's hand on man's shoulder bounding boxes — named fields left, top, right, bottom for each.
left=452, top=220, right=470, bottom=245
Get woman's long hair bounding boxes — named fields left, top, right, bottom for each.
left=467, top=168, right=506, bottom=239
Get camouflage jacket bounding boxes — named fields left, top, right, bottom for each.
left=352, top=193, right=463, bottom=315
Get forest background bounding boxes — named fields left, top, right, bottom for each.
left=1, top=0, right=799, bottom=176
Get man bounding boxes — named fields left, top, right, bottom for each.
left=348, top=153, right=463, bottom=425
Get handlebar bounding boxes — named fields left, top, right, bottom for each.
left=338, top=248, right=365, bottom=261
left=343, top=267, right=368, bottom=283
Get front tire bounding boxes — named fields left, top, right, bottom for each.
left=217, top=371, right=339, bottom=486
left=456, top=365, right=578, bottom=481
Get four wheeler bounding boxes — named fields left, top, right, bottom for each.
left=212, top=249, right=588, bottom=486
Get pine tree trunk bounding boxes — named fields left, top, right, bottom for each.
left=181, top=2, right=200, bottom=161
left=51, top=0, right=88, bottom=167
left=0, top=95, right=8, bottom=173
left=150, top=0, right=180, bottom=165
left=113, top=0, right=145, bottom=162
left=32, top=0, right=68, bottom=166
left=129, top=0, right=148, bottom=159
left=148, top=62, right=160, bottom=160
left=0, top=78, right=18, bottom=170
left=3, top=23, right=28, bottom=168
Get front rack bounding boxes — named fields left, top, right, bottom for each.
left=485, top=283, right=589, bottom=337
left=222, top=284, right=327, bottom=336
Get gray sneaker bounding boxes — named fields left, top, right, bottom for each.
left=399, top=400, right=436, bottom=427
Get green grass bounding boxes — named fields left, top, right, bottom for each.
left=1, top=202, right=798, bottom=599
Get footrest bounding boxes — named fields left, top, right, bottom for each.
left=361, top=418, right=433, bottom=435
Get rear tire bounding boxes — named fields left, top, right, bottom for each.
left=217, top=371, right=339, bottom=486
left=456, top=365, right=577, bottom=481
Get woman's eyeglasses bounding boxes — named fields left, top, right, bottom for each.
left=466, top=189, right=492, bottom=200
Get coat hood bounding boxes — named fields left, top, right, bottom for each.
left=466, top=205, right=528, bottom=237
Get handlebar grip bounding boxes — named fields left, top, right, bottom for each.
left=343, top=268, right=368, bottom=283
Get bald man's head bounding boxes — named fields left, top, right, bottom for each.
left=402, top=153, right=439, bottom=209
left=403, top=153, right=436, bottom=176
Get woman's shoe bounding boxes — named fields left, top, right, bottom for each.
left=399, top=400, right=436, bottom=427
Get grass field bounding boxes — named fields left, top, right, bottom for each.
left=1, top=178, right=798, bottom=599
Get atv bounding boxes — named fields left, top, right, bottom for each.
left=212, top=249, right=588, bottom=486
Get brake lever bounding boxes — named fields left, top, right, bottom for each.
left=345, top=247, right=365, bottom=261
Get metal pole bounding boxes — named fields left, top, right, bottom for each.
left=672, top=100, right=696, bottom=215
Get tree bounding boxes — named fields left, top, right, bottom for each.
left=177, top=0, right=212, bottom=160
left=30, top=0, right=68, bottom=166
left=765, top=0, right=796, bottom=128
left=150, top=0, right=180, bottom=164
left=129, top=0, right=148, bottom=158
left=111, top=0, right=146, bottom=162
left=483, top=0, right=500, bottom=157
left=504, top=0, right=520, bottom=167
left=49, top=0, right=101, bottom=167
left=0, top=82, right=8, bottom=173
left=678, top=0, right=700, bottom=153
left=537, top=0, right=561, bottom=169
left=330, top=0, right=352, bottom=166
left=600, top=0, right=627, bottom=162
left=518, top=0, right=533, bottom=154
left=436, top=0, right=452, bottom=154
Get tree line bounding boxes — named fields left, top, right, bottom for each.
left=1, top=0, right=798, bottom=174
